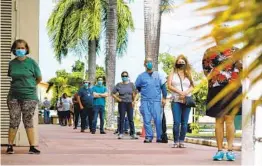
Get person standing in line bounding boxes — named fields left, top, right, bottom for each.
left=203, top=40, right=242, bottom=161
left=167, top=55, right=194, bottom=148
left=72, top=93, right=80, bottom=129
left=135, top=57, right=167, bottom=143
left=92, top=77, right=108, bottom=134
left=42, top=97, right=51, bottom=124
left=112, top=71, right=138, bottom=139
left=6, top=39, right=41, bottom=154
left=59, top=93, right=72, bottom=126
left=77, top=80, right=94, bottom=132
left=57, top=97, right=63, bottom=126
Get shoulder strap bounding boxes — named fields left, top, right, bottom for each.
left=177, top=73, right=183, bottom=91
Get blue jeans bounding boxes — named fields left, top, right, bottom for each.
left=172, top=102, right=191, bottom=143
left=92, top=105, right=105, bottom=132
left=117, top=116, right=129, bottom=132
left=124, top=117, right=129, bottom=131
left=44, top=110, right=50, bottom=124
left=140, top=100, right=162, bottom=140
left=118, top=102, right=135, bottom=135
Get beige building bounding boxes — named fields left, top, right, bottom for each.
left=1, top=0, right=40, bottom=146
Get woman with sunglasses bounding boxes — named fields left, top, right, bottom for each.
left=112, top=71, right=138, bottom=139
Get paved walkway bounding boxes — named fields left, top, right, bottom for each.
left=1, top=125, right=241, bottom=165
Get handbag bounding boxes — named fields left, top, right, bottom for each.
left=178, top=73, right=196, bottom=107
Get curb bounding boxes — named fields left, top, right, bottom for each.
left=184, top=137, right=241, bottom=151
left=105, top=128, right=241, bottom=151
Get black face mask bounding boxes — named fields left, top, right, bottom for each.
left=175, top=63, right=186, bottom=69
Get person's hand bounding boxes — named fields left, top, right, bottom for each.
left=162, top=98, right=166, bottom=107
left=132, top=101, right=135, bottom=108
left=80, top=105, right=84, bottom=110
left=180, top=91, right=187, bottom=96
left=118, top=99, right=122, bottom=102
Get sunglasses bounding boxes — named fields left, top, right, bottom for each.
left=122, top=75, right=128, bottom=77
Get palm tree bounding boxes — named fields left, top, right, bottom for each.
left=48, top=0, right=134, bottom=127
left=47, top=0, right=102, bottom=84
left=104, top=0, right=134, bottom=128
left=144, top=0, right=174, bottom=71
left=105, top=0, right=118, bottom=128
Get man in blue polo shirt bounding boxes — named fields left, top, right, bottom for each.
left=77, top=80, right=94, bottom=133
left=135, top=57, right=167, bottom=143
left=92, top=76, right=108, bottom=134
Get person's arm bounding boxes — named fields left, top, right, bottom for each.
left=112, top=93, right=121, bottom=102
left=135, top=75, right=142, bottom=92
left=92, top=87, right=101, bottom=98
left=112, top=84, right=121, bottom=102
left=73, top=95, right=78, bottom=104
left=36, top=77, right=42, bottom=84
left=100, top=87, right=108, bottom=97
left=184, top=86, right=194, bottom=96
left=77, top=95, right=84, bottom=110
left=33, top=59, right=42, bottom=85
left=93, top=92, right=101, bottom=98
left=161, top=83, right=167, bottom=99
left=167, top=72, right=185, bottom=96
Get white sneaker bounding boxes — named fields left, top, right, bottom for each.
left=130, top=134, right=138, bottom=139
left=118, top=134, right=124, bottom=139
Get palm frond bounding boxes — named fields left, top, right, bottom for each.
left=116, top=0, right=134, bottom=56
left=188, top=0, right=262, bottom=112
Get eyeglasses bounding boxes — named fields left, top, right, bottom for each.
left=83, top=82, right=89, bottom=84
left=122, top=75, right=128, bottom=77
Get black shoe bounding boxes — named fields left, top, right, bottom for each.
left=144, top=139, right=152, bottom=143
left=73, top=127, right=77, bottom=129
left=114, top=130, right=119, bottom=134
left=100, top=131, right=106, bottom=134
left=91, top=131, right=96, bottom=134
left=28, top=146, right=40, bottom=154
left=6, top=145, right=14, bottom=154
left=156, top=139, right=168, bottom=143
left=162, top=139, right=168, bottom=143
left=124, top=131, right=129, bottom=134
left=81, top=129, right=85, bottom=132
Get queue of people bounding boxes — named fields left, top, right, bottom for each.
left=6, top=39, right=242, bottom=162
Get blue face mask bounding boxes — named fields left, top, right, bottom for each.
left=83, top=83, right=89, bottom=89
left=98, top=81, right=103, bottom=86
left=15, top=49, right=27, bottom=57
left=146, top=62, right=153, bottom=70
left=122, top=77, right=128, bottom=82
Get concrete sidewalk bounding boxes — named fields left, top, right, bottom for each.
left=1, top=125, right=241, bottom=165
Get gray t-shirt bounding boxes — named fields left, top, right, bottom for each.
left=112, top=82, right=136, bottom=103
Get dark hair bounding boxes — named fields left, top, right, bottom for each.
left=96, top=76, right=106, bottom=85
left=121, top=71, right=129, bottom=77
left=10, top=39, right=30, bottom=55
left=97, top=76, right=104, bottom=81
left=62, top=93, right=67, bottom=98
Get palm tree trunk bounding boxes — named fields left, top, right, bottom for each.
left=88, top=40, right=97, bottom=84
left=144, top=0, right=162, bottom=71
left=105, top=0, right=117, bottom=128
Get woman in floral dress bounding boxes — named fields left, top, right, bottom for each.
left=203, top=46, right=242, bottom=161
